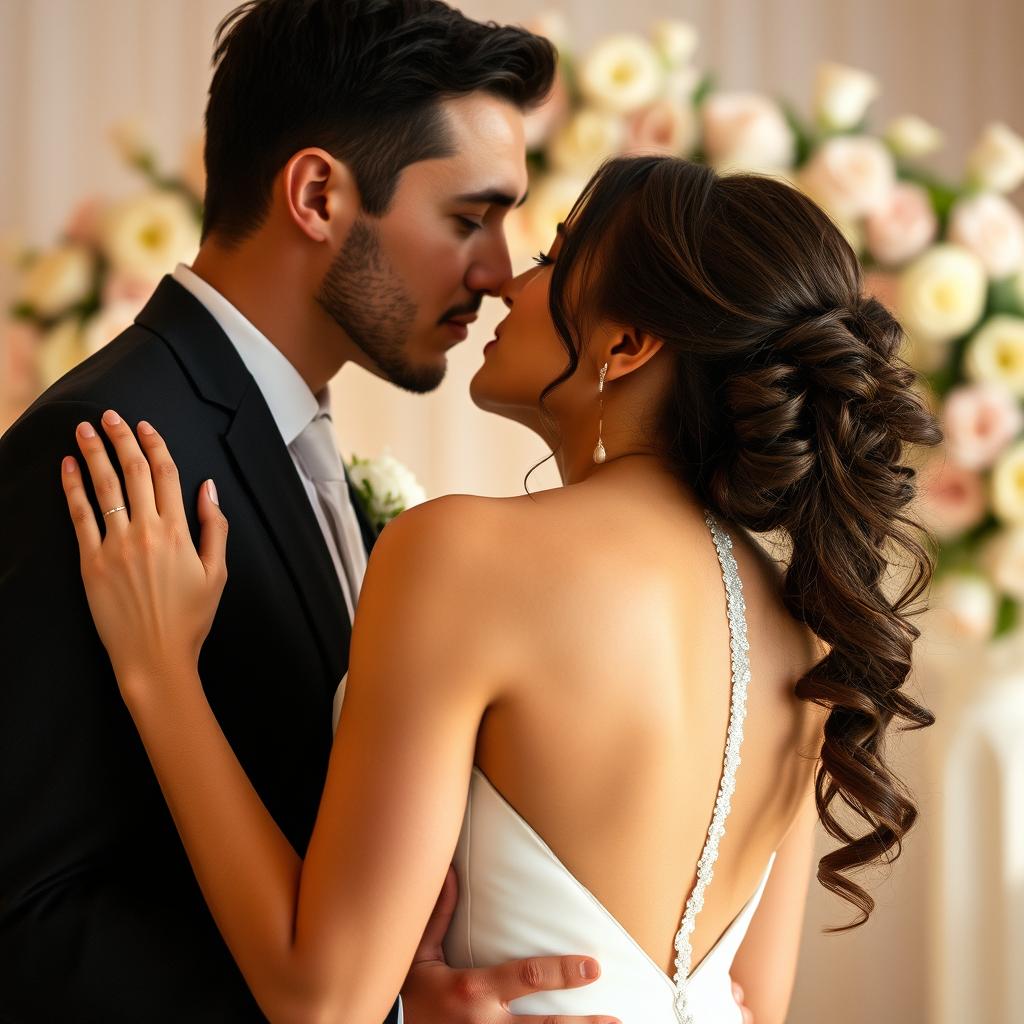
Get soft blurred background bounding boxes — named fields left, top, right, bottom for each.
left=3, top=1, right=1024, bottom=1021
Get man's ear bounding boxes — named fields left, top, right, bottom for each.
left=280, top=147, right=359, bottom=246
left=601, top=327, right=665, bottom=383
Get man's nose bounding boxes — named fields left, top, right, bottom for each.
left=466, top=235, right=514, bottom=297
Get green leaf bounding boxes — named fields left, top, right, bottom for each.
left=994, top=594, right=1019, bottom=638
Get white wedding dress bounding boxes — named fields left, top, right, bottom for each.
left=442, top=509, right=776, bottom=1023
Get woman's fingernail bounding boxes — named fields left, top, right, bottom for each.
left=207, top=479, right=219, bottom=506
left=102, top=409, right=121, bottom=426
left=580, top=959, right=599, bottom=979
left=62, top=456, right=77, bottom=474
left=137, top=420, right=155, bottom=436
left=78, top=422, right=96, bottom=438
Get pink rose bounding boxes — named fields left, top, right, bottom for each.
left=1, top=320, right=41, bottom=405
left=63, top=197, right=105, bottom=247
left=862, top=269, right=900, bottom=314
left=102, top=271, right=159, bottom=310
left=701, top=92, right=795, bottom=173
left=800, top=136, right=895, bottom=221
left=625, top=99, right=697, bottom=157
left=865, top=182, right=938, bottom=267
left=942, top=382, right=1023, bottom=470
left=948, top=193, right=1024, bottom=280
left=915, top=451, right=988, bottom=540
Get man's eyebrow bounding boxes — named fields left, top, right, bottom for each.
left=454, top=189, right=530, bottom=209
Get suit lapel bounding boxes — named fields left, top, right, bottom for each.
left=138, top=276, right=350, bottom=687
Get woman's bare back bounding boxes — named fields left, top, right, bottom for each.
left=472, top=460, right=828, bottom=978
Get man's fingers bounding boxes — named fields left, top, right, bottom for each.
left=487, top=954, right=604, bottom=1002
left=61, top=456, right=101, bottom=557
left=411, top=865, right=459, bottom=966
left=99, top=410, right=156, bottom=521
left=75, top=421, right=128, bottom=536
left=135, top=420, right=187, bottom=523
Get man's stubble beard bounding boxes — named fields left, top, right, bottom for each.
left=315, top=217, right=446, bottom=394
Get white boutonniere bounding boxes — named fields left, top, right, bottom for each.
left=346, top=452, right=427, bottom=532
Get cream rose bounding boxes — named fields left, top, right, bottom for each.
left=865, top=182, right=938, bottom=267
left=963, top=315, right=1024, bottom=397
left=347, top=453, right=426, bottom=531
left=651, top=20, right=699, bottom=67
left=37, top=317, right=85, bottom=388
left=897, top=244, right=987, bottom=344
left=82, top=301, right=140, bottom=357
left=980, top=526, right=1024, bottom=601
left=101, top=191, right=201, bottom=281
left=992, top=438, right=1024, bottom=524
left=942, top=382, right=1023, bottom=470
left=813, top=62, right=879, bottom=132
left=700, top=92, right=795, bottom=173
left=625, top=99, right=697, bottom=158
left=578, top=34, right=664, bottom=115
left=19, top=245, right=94, bottom=319
left=549, top=109, right=625, bottom=175
left=967, top=123, right=1024, bottom=195
left=915, top=451, right=988, bottom=539
left=518, top=173, right=589, bottom=255
left=948, top=193, right=1024, bottom=280
left=799, top=136, right=895, bottom=221
left=885, top=115, right=944, bottom=159
left=929, top=572, right=997, bottom=642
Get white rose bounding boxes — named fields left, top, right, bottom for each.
left=897, top=244, right=987, bottom=344
left=930, top=572, right=997, bottom=642
left=38, top=317, right=85, bottom=388
left=101, top=191, right=201, bottom=280
left=549, top=108, right=625, bottom=175
left=347, top=453, right=426, bottom=530
left=813, top=62, right=880, bottom=132
left=799, top=136, right=895, bottom=221
left=963, top=315, right=1024, bottom=397
left=885, top=115, right=944, bottom=159
left=19, top=245, right=94, bottom=319
left=578, top=34, right=664, bottom=115
left=82, top=301, right=140, bottom=356
left=865, top=182, right=938, bottom=267
left=980, top=527, right=1024, bottom=601
left=947, top=193, right=1024, bottom=280
left=110, top=117, right=152, bottom=165
left=651, top=20, right=699, bottom=67
left=700, top=92, right=795, bottom=174
left=992, top=439, right=1024, bottom=524
left=967, top=123, right=1024, bottom=195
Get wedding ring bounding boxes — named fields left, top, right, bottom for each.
left=102, top=505, right=127, bottom=519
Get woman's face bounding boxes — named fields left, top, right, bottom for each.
left=470, top=227, right=593, bottom=434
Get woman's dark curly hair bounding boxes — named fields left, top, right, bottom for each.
left=542, top=155, right=944, bottom=930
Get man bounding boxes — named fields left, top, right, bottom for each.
left=0, top=2, right=753, bottom=1021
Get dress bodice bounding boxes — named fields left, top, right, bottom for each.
left=442, top=509, right=774, bottom=1023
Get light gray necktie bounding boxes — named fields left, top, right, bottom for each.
left=289, top=410, right=368, bottom=611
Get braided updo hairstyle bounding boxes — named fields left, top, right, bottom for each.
left=542, top=155, right=944, bottom=930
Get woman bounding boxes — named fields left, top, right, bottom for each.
left=60, top=156, right=942, bottom=1024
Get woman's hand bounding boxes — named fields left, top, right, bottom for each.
left=61, top=409, right=228, bottom=702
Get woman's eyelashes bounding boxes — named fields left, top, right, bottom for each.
left=532, top=251, right=554, bottom=267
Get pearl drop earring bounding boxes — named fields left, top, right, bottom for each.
left=593, top=362, right=608, bottom=464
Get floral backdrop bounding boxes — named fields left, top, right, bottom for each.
left=5, top=14, right=1024, bottom=645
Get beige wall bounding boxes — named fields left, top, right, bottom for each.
left=3, top=2, right=1022, bottom=1020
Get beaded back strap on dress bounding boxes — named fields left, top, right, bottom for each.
left=670, top=509, right=751, bottom=1024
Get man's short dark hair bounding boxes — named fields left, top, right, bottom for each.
left=202, top=0, right=556, bottom=244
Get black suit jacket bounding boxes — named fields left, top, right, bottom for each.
left=0, top=278, right=397, bottom=1023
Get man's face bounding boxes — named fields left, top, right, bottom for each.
left=316, top=93, right=528, bottom=393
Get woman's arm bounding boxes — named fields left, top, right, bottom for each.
left=728, top=781, right=819, bottom=1024
left=60, top=414, right=500, bottom=1024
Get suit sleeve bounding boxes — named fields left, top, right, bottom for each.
left=0, top=400, right=268, bottom=1022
